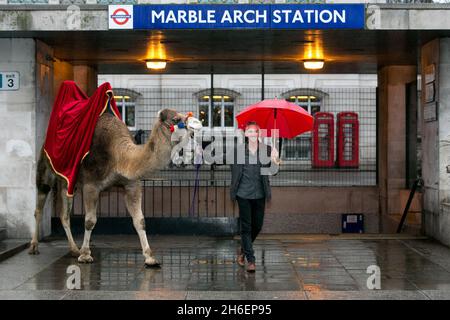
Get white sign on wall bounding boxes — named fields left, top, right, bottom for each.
left=0, top=72, right=20, bottom=91
left=109, top=5, right=134, bottom=30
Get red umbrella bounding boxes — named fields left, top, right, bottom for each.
left=236, top=98, right=314, bottom=139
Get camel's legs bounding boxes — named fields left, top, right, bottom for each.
left=59, top=185, right=80, bottom=257
left=29, top=189, right=49, bottom=255
left=78, top=184, right=99, bottom=263
left=124, top=182, right=160, bottom=267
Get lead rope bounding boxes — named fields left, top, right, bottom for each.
left=189, top=163, right=201, bottom=218
left=185, top=111, right=201, bottom=218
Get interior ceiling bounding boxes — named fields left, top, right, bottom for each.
left=2, top=29, right=449, bottom=74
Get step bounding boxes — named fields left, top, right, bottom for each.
left=0, top=240, right=29, bottom=263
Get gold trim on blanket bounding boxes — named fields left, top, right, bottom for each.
left=43, top=148, right=74, bottom=198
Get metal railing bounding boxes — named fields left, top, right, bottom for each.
left=129, top=86, right=377, bottom=187
left=50, top=84, right=379, bottom=219
left=65, top=179, right=237, bottom=218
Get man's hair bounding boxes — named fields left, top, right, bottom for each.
left=245, top=121, right=259, bottom=129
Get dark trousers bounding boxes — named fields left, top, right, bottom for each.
left=236, top=196, right=265, bottom=263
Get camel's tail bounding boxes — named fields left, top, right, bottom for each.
left=36, top=147, right=57, bottom=196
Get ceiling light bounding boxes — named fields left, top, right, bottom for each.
left=303, top=59, right=324, bottom=70
left=145, top=59, right=167, bottom=70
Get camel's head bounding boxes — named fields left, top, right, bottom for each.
left=158, top=109, right=203, bottom=166
left=158, top=108, right=202, bottom=143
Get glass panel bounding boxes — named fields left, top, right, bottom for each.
left=343, top=123, right=354, bottom=161
left=318, top=124, right=331, bottom=161
left=199, top=104, right=209, bottom=127
left=212, top=102, right=221, bottom=127
left=117, top=105, right=123, bottom=119
left=298, top=104, right=308, bottom=112
left=199, top=95, right=234, bottom=128
left=311, top=105, right=320, bottom=116
left=224, top=103, right=234, bottom=127
left=297, top=96, right=309, bottom=102
left=286, top=97, right=296, bottom=103
left=126, top=105, right=135, bottom=127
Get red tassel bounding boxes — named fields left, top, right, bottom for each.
left=170, top=124, right=175, bottom=132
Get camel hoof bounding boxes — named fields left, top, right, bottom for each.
left=78, top=254, right=94, bottom=264
left=144, top=258, right=161, bottom=269
left=28, top=243, right=40, bottom=255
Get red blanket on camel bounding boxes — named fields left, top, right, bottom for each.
left=43, top=81, right=121, bottom=197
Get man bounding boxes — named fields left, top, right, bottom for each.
left=228, top=121, right=279, bottom=272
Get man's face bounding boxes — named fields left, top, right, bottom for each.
left=245, top=124, right=259, bottom=142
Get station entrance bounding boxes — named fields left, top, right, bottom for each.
left=2, top=5, right=450, bottom=243
left=41, top=29, right=414, bottom=236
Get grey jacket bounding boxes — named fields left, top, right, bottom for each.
left=225, top=142, right=275, bottom=202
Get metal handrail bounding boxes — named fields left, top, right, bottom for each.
left=396, top=178, right=423, bottom=233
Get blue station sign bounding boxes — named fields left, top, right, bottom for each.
left=108, top=4, right=366, bottom=30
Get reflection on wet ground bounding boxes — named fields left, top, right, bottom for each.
left=2, top=235, right=450, bottom=299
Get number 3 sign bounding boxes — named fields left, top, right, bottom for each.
left=0, top=72, right=20, bottom=91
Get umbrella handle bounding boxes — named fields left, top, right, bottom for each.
left=272, top=108, right=281, bottom=165
left=272, top=108, right=277, bottom=146
left=271, top=145, right=282, bottom=166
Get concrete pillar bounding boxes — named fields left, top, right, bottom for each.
left=0, top=39, right=37, bottom=238
left=377, top=65, right=417, bottom=231
left=74, top=65, right=97, bottom=96
left=0, top=41, right=98, bottom=239
left=0, top=39, right=59, bottom=239
left=421, top=38, right=450, bottom=246
left=36, top=40, right=55, bottom=239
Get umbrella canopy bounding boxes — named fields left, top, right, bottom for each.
left=236, top=98, right=314, bottom=139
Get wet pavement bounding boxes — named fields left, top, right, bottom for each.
left=1, top=235, right=450, bottom=299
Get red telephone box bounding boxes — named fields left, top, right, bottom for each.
left=312, top=112, right=335, bottom=168
left=337, top=112, right=359, bottom=168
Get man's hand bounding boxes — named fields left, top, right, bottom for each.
left=271, top=147, right=281, bottom=165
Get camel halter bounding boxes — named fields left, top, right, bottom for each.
left=161, top=111, right=194, bottom=133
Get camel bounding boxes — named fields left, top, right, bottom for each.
left=29, top=108, right=202, bottom=267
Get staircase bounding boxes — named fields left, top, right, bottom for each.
left=0, top=224, right=29, bottom=262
